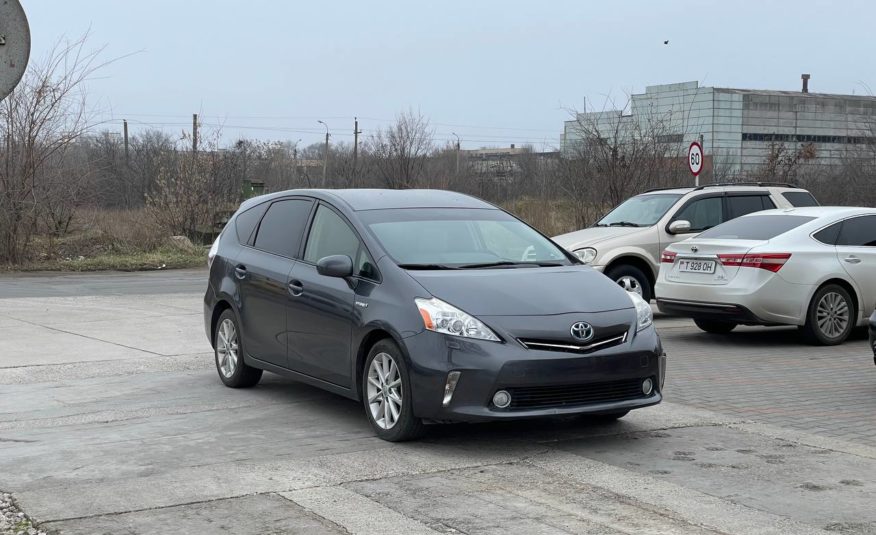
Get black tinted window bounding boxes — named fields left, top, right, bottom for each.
left=813, top=222, right=842, bottom=245
left=674, top=196, right=723, bottom=232
left=782, top=191, right=819, bottom=207
left=305, top=205, right=375, bottom=278
left=837, top=216, right=876, bottom=246
left=727, top=195, right=774, bottom=219
left=699, top=215, right=815, bottom=240
left=234, top=202, right=269, bottom=244
left=253, top=199, right=313, bottom=257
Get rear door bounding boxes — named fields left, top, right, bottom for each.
left=237, top=197, right=314, bottom=368
left=835, top=215, right=876, bottom=316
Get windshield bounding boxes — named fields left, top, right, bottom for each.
left=597, top=193, right=682, bottom=227
left=362, top=208, right=572, bottom=268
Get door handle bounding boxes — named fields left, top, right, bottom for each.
left=288, top=280, right=304, bottom=297
left=843, top=256, right=862, bottom=264
left=234, top=264, right=248, bottom=279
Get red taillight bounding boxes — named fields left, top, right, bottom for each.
left=661, top=250, right=677, bottom=263
left=717, top=253, right=791, bottom=273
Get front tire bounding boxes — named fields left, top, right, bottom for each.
left=694, top=319, right=737, bottom=334
left=800, top=284, right=855, bottom=346
left=605, top=264, right=653, bottom=302
left=362, top=339, right=425, bottom=442
left=214, top=309, right=263, bottom=388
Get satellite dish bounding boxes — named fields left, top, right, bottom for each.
left=0, top=0, right=31, bottom=101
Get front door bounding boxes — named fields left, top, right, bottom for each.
left=835, top=215, right=876, bottom=319
left=287, top=204, right=376, bottom=388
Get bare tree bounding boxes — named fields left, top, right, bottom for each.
left=0, top=34, right=108, bottom=263
left=365, top=109, right=434, bottom=189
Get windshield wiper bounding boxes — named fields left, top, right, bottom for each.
left=397, top=263, right=459, bottom=270
left=458, top=261, right=564, bottom=269
left=605, top=221, right=642, bottom=227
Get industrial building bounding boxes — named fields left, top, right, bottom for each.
left=561, top=78, right=876, bottom=176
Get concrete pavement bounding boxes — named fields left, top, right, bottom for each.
left=1, top=270, right=875, bottom=534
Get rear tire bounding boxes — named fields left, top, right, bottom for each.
left=362, top=339, right=426, bottom=442
left=800, top=284, right=855, bottom=346
left=694, top=319, right=738, bottom=334
left=214, top=309, right=263, bottom=388
left=605, top=264, right=653, bottom=302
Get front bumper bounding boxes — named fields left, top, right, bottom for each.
left=401, top=325, right=664, bottom=423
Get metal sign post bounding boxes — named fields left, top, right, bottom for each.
left=688, top=140, right=703, bottom=186
left=0, top=0, right=30, bottom=101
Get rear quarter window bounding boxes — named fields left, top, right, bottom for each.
left=697, top=215, right=816, bottom=240
left=782, top=191, right=819, bottom=207
left=234, top=202, right=270, bottom=244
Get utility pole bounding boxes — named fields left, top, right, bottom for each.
left=317, top=120, right=330, bottom=187
left=192, top=113, right=198, bottom=154
left=452, top=132, right=461, bottom=175
left=123, top=119, right=129, bottom=166
left=352, top=117, right=362, bottom=187
left=698, top=133, right=704, bottom=187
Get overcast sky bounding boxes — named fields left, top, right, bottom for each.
left=22, top=0, right=876, bottom=149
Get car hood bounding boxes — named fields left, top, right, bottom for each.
left=552, top=226, right=649, bottom=250
left=406, top=266, right=635, bottom=316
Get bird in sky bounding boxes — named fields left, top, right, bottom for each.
left=664, top=40, right=669, bottom=45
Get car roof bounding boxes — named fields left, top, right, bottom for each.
left=239, top=188, right=495, bottom=212
left=740, top=206, right=876, bottom=219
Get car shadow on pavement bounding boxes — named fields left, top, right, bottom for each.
left=667, top=324, right=870, bottom=348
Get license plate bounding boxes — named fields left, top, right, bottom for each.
left=677, top=258, right=716, bottom=274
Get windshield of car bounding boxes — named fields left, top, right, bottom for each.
left=596, top=193, right=682, bottom=227
left=361, top=208, right=572, bottom=268
left=697, top=215, right=816, bottom=240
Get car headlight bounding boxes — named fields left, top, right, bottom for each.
left=415, top=297, right=500, bottom=342
left=627, top=291, right=653, bottom=332
left=573, top=247, right=597, bottom=264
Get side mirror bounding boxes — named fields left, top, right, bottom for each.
left=316, top=255, right=354, bottom=278
left=668, top=220, right=692, bottom=235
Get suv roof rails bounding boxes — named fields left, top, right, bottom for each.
left=643, top=181, right=802, bottom=194
left=693, top=181, right=801, bottom=191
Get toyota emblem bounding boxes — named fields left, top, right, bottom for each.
left=691, top=245, right=699, bottom=253
left=570, top=322, right=594, bottom=342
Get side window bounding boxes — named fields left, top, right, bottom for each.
left=813, top=222, right=842, bottom=245
left=253, top=199, right=314, bottom=257
left=727, top=195, right=772, bottom=219
left=305, top=205, right=376, bottom=278
left=234, top=202, right=269, bottom=245
left=836, top=216, right=876, bottom=247
left=782, top=191, right=819, bottom=207
left=674, top=197, right=723, bottom=232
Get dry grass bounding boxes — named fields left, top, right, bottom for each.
left=1, top=208, right=206, bottom=272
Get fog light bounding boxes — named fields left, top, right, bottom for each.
left=442, top=371, right=461, bottom=407
left=642, top=378, right=654, bottom=396
left=492, top=390, right=511, bottom=409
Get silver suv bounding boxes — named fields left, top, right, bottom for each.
left=552, top=182, right=818, bottom=301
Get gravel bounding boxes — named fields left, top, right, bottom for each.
left=0, top=493, right=46, bottom=535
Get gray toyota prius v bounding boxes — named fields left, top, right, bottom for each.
left=204, top=189, right=666, bottom=441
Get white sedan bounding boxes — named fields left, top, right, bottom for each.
left=655, top=207, right=876, bottom=345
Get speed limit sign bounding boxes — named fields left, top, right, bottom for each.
left=688, top=141, right=703, bottom=176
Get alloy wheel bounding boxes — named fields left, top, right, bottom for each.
left=216, top=318, right=239, bottom=378
left=367, top=352, right=402, bottom=430
left=816, top=291, right=850, bottom=339
left=616, top=275, right=643, bottom=296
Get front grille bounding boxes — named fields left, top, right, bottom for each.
left=505, top=377, right=649, bottom=410
left=517, top=331, right=627, bottom=354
